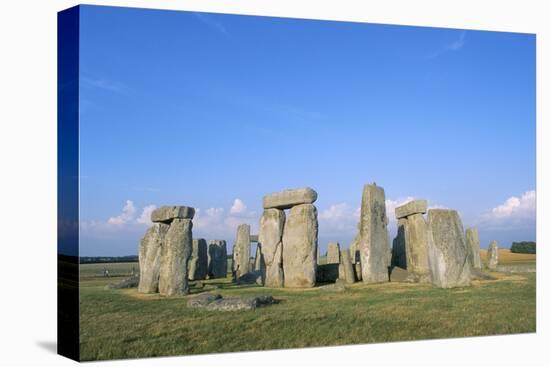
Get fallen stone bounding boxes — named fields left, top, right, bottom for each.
left=250, top=234, right=259, bottom=242
left=496, top=264, right=535, bottom=273
left=233, top=224, right=251, bottom=279
left=188, top=238, right=208, bottom=281
left=487, top=240, right=499, bottom=270
left=207, top=240, right=228, bottom=278
left=151, top=206, right=195, bottom=223
left=358, top=183, right=390, bottom=283
left=259, top=208, right=285, bottom=287
left=107, top=275, right=140, bottom=289
left=235, top=270, right=263, bottom=285
left=427, top=209, right=472, bottom=288
left=395, top=199, right=428, bottom=219
left=205, top=295, right=274, bottom=311
left=187, top=293, right=222, bottom=308
left=138, top=222, right=169, bottom=294
left=282, top=203, right=318, bottom=287
left=389, top=267, right=417, bottom=283
left=466, top=228, right=482, bottom=270
left=158, top=218, right=193, bottom=296
left=338, top=248, right=356, bottom=284
left=263, top=187, right=318, bottom=210
left=326, top=242, right=341, bottom=264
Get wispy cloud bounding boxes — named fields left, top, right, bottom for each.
left=427, top=30, right=467, bottom=59
left=193, top=12, right=229, bottom=37
left=81, top=76, right=131, bottom=94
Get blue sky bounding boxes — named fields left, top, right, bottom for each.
left=77, top=5, right=536, bottom=256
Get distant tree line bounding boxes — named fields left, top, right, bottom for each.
left=510, top=241, right=536, bottom=254
left=80, top=255, right=138, bottom=264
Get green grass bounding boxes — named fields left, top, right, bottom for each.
left=80, top=262, right=139, bottom=278
left=79, top=271, right=536, bottom=361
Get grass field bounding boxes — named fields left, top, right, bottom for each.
left=480, top=248, right=536, bottom=266
left=79, top=256, right=536, bottom=361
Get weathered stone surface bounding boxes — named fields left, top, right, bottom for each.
left=254, top=242, right=264, bottom=272
left=349, top=231, right=361, bottom=264
left=395, top=200, right=428, bottom=219
left=232, top=224, right=251, bottom=279
left=107, top=275, right=139, bottom=289
left=188, top=239, right=208, bottom=281
left=427, top=209, right=472, bottom=288
left=338, top=249, right=356, bottom=284
left=282, top=203, right=318, bottom=287
left=389, top=267, right=417, bottom=283
left=326, top=242, right=341, bottom=264
left=404, top=213, right=430, bottom=283
left=259, top=208, right=285, bottom=287
left=197, top=295, right=275, bottom=311
left=263, top=187, right=317, bottom=210
left=316, top=264, right=339, bottom=283
left=354, top=263, right=362, bottom=281
left=138, top=222, right=169, bottom=293
left=391, top=219, right=407, bottom=269
left=207, top=240, right=227, bottom=278
left=187, top=293, right=222, bottom=308
left=466, top=228, right=482, bottom=270
left=158, top=218, right=193, bottom=296
left=358, top=183, right=390, bottom=283
left=250, top=234, right=259, bottom=243
left=151, top=206, right=195, bottom=223
left=487, top=240, right=499, bottom=270
left=235, top=270, right=263, bottom=285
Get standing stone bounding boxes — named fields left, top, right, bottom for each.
left=466, top=228, right=482, bottom=270
left=207, top=240, right=228, bottom=278
left=391, top=218, right=407, bottom=269
left=188, top=238, right=208, bottom=281
left=263, top=187, right=318, bottom=210
left=358, top=183, right=390, bottom=283
left=326, top=242, right=341, bottom=264
left=158, top=218, right=193, bottom=296
left=232, top=224, right=251, bottom=279
left=338, top=249, right=356, bottom=284
left=426, top=209, right=471, bottom=288
left=259, top=208, right=285, bottom=287
left=138, top=222, right=169, bottom=293
left=403, top=213, right=430, bottom=283
left=254, top=242, right=264, bottom=272
left=282, top=203, right=318, bottom=288
left=487, top=240, right=499, bottom=270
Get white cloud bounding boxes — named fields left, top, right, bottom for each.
left=136, top=205, right=157, bottom=225
left=477, top=190, right=536, bottom=231
left=107, top=200, right=136, bottom=225
left=489, top=190, right=536, bottom=219
left=229, top=198, right=247, bottom=214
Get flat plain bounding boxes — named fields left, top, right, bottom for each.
left=78, top=249, right=536, bottom=361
